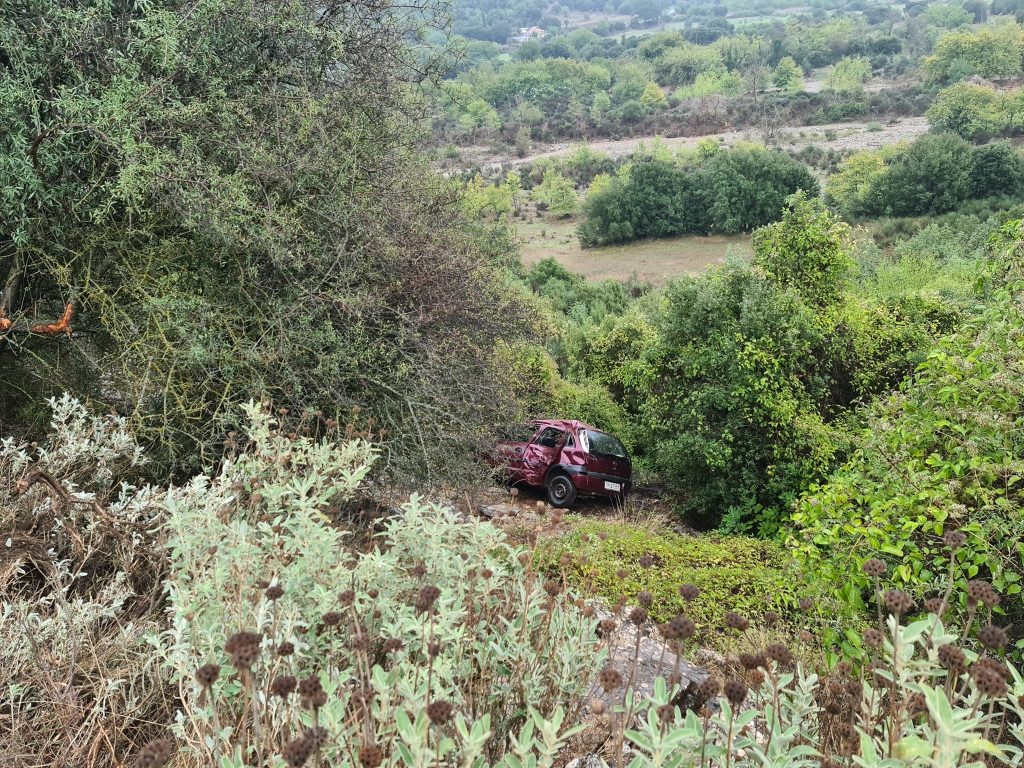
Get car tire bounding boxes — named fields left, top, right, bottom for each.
left=546, top=473, right=577, bottom=508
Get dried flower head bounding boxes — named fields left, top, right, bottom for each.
left=339, top=588, right=356, bottom=606
left=195, top=663, right=220, bottom=688
left=226, top=631, right=262, bottom=669
left=724, top=612, right=749, bottom=632
left=663, top=614, right=695, bottom=641
left=763, top=610, right=780, bottom=626
left=943, top=529, right=967, bottom=551
left=322, top=611, right=343, bottom=627
left=359, top=744, right=384, bottom=768
left=698, top=675, right=722, bottom=700
left=282, top=734, right=313, bottom=768
left=766, top=643, right=794, bottom=667
left=973, top=657, right=1010, bottom=681
left=637, top=590, right=653, bottom=608
left=937, top=644, right=966, bottom=673
left=798, top=597, right=815, bottom=611
left=134, top=738, right=174, bottom=768
left=972, top=667, right=1008, bottom=698
left=863, top=559, right=886, bottom=578
left=599, top=665, right=624, bottom=692
left=544, top=580, right=561, bottom=598
left=599, top=618, right=618, bottom=636
left=265, top=584, right=284, bottom=601
left=924, top=597, right=948, bottom=615
left=657, top=704, right=676, bottom=724
left=426, top=699, right=453, bottom=725
left=883, top=589, right=914, bottom=615
left=678, top=584, right=700, bottom=602
left=629, top=606, right=648, bottom=626
left=271, top=675, right=298, bottom=699
left=416, top=585, right=442, bottom=614
left=966, top=580, right=998, bottom=608
left=277, top=641, right=295, bottom=657
left=979, top=624, right=1009, bottom=651
left=298, top=675, right=323, bottom=699
left=616, top=568, right=629, bottom=580
left=639, top=553, right=656, bottom=568
left=305, top=726, right=329, bottom=751
left=724, top=679, right=747, bottom=707
left=863, top=628, right=884, bottom=648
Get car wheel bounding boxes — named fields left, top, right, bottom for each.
left=547, top=473, right=577, bottom=508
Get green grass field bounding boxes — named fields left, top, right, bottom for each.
left=515, top=213, right=750, bottom=284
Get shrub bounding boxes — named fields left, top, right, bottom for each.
left=635, top=263, right=841, bottom=534
left=926, top=83, right=1005, bottom=140
left=1, top=396, right=170, bottom=766
left=534, top=520, right=847, bottom=636
left=970, top=141, right=1024, bottom=199
left=868, top=133, right=975, bottom=216
left=753, top=192, right=854, bottom=307
left=157, top=403, right=604, bottom=766
left=618, top=571, right=1024, bottom=768
left=791, top=231, right=1024, bottom=644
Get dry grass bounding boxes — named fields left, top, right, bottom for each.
left=515, top=213, right=749, bottom=285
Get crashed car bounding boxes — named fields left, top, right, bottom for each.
left=494, top=419, right=632, bottom=507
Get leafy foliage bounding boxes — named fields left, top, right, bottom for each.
left=535, top=520, right=845, bottom=633
left=753, top=192, right=854, bottom=307
left=578, top=149, right=818, bottom=246
left=791, top=223, right=1024, bottom=640
left=0, top=0, right=533, bottom=483
left=158, top=403, right=604, bottom=766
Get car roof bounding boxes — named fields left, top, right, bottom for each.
left=533, top=418, right=598, bottom=433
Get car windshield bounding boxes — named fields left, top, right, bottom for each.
left=582, top=430, right=628, bottom=459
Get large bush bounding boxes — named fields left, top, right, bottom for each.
left=830, top=134, right=1024, bottom=219
left=0, top=0, right=533, bottom=482
left=578, top=149, right=818, bottom=246
left=635, top=263, right=841, bottom=533
left=791, top=223, right=1024, bottom=641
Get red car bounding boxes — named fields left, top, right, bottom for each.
left=494, top=419, right=632, bottom=507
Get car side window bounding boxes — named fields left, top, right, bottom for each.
left=535, top=427, right=564, bottom=448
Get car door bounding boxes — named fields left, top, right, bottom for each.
left=496, top=423, right=541, bottom=483
left=519, top=426, right=566, bottom=486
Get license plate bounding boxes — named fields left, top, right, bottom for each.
left=604, top=481, right=621, bottom=492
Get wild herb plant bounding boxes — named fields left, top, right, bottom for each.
left=155, top=403, right=604, bottom=767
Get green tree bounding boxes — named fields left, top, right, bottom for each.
left=640, top=81, right=669, bottom=110
left=638, top=263, right=839, bottom=533
left=970, top=141, right=1024, bottom=197
left=824, top=56, right=872, bottom=95
left=927, top=82, right=1006, bottom=139
left=0, top=0, right=532, bottom=479
left=459, top=98, right=502, bottom=135
left=533, top=170, right=579, bottom=217
left=870, top=133, right=975, bottom=215
left=773, top=56, right=804, bottom=92
left=825, top=149, right=889, bottom=218
left=923, top=3, right=973, bottom=28
left=698, top=148, right=820, bottom=233
left=924, top=22, right=1024, bottom=82
left=753, top=192, right=854, bottom=307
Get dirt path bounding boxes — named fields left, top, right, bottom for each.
left=465, top=116, right=930, bottom=167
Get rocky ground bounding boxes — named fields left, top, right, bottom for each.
left=459, top=116, right=929, bottom=170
